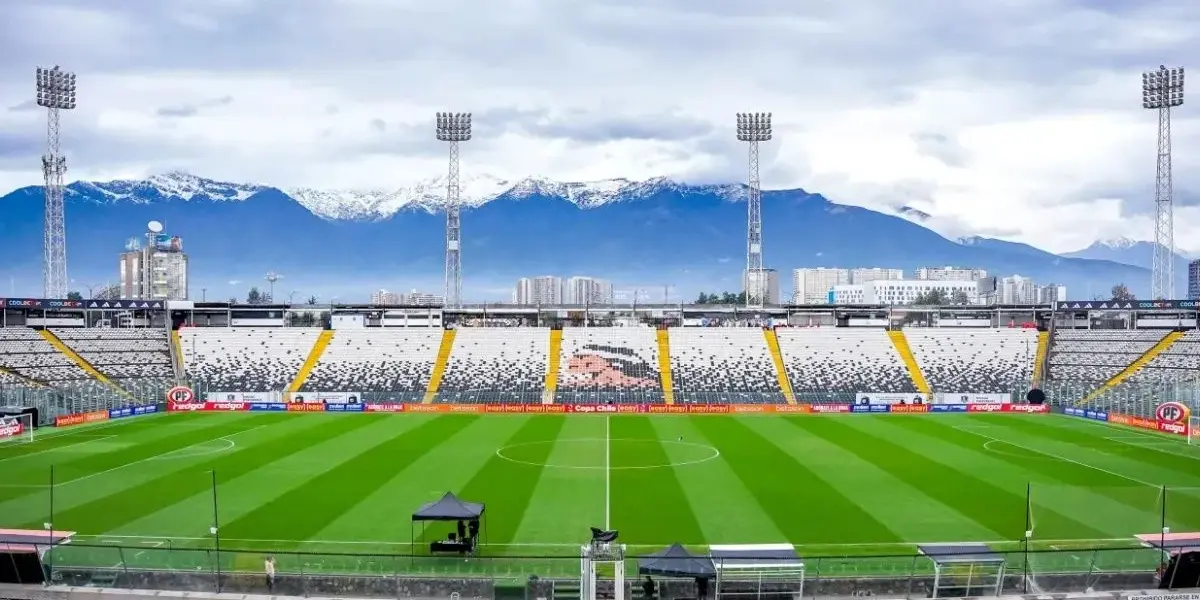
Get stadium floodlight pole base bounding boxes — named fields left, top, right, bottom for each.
left=0, top=413, right=35, bottom=444
left=581, top=542, right=625, bottom=600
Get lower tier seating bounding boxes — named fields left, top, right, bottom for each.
left=776, top=328, right=914, bottom=402
left=669, top=328, right=784, bottom=404
left=181, top=327, right=319, bottom=392
left=301, top=329, right=441, bottom=402
left=905, top=328, right=1038, bottom=393
left=555, top=327, right=664, bottom=404
left=437, top=327, right=549, bottom=404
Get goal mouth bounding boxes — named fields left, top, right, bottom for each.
left=0, top=413, right=35, bottom=445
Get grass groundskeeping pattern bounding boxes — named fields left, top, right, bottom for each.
left=2, top=411, right=1199, bottom=580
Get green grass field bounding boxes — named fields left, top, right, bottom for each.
left=3, top=411, right=1199, bottom=580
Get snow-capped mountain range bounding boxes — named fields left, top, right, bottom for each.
left=0, top=171, right=1172, bottom=301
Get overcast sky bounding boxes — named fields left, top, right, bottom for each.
left=1, top=0, right=1199, bottom=254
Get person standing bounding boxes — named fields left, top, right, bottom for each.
left=265, top=555, right=277, bottom=592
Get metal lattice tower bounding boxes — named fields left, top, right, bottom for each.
left=436, top=112, right=471, bottom=307
left=736, top=112, right=772, bottom=308
left=36, top=66, right=76, bottom=299
left=1143, top=65, right=1184, bottom=300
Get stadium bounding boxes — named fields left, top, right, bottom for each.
left=2, top=298, right=1200, bottom=599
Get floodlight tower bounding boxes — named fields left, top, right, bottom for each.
left=736, top=112, right=772, bottom=308
left=265, top=272, right=281, bottom=303
left=436, top=112, right=471, bottom=308
left=36, top=66, right=77, bottom=299
left=1143, top=65, right=1184, bottom=300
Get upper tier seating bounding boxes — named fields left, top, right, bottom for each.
left=0, top=327, right=94, bottom=384
left=776, top=328, right=914, bottom=402
left=437, top=328, right=549, bottom=403
left=301, top=329, right=441, bottom=401
left=669, top=328, right=784, bottom=404
left=181, top=327, right=318, bottom=392
left=52, top=328, right=174, bottom=382
left=1047, top=330, right=1167, bottom=383
left=905, top=328, right=1038, bottom=393
left=1113, top=330, right=1200, bottom=385
left=556, top=327, right=664, bottom=403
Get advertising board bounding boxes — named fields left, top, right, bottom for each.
left=855, top=393, right=929, bottom=405
left=1062, top=407, right=1109, bottom=422
left=158, top=402, right=1050, bottom=415
left=285, top=391, right=364, bottom=404
left=934, top=393, right=1011, bottom=405
left=0, top=417, right=25, bottom=439
left=55, top=409, right=110, bottom=427
left=966, top=403, right=1048, bottom=413
left=109, top=405, right=159, bottom=420
left=205, top=392, right=282, bottom=403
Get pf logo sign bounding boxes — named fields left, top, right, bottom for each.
left=1155, top=402, right=1190, bottom=424
left=166, top=386, right=195, bottom=404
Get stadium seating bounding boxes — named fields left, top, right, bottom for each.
left=301, top=328, right=441, bottom=401
left=0, top=327, right=96, bottom=384
left=905, top=328, right=1038, bottom=393
left=1119, top=330, right=1200, bottom=383
left=0, top=369, right=24, bottom=384
left=556, top=327, right=664, bottom=403
left=668, top=328, right=785, bottom=404
left=181, top=327, right=319, bottom=392
left=52, top=328, right=174, bottom=382
left=437, top=327, right=549, bottom=403
left=775, top=328, right=914, bottom=402
left=1047, top=330, right=1167, bottom=383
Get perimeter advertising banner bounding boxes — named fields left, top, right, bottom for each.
left=0, top=417, right=25, bottom=439
left=109, top=405, right=159, bottom=420
left=935, top=393, right=1011, bottom=405
left=55, top=409, right=110, bottom=427
left=205, top=392, right=281, bottom=403
left=855, top=393, right=929, bottom=405
left=162, top=402, right=1050, bottom=415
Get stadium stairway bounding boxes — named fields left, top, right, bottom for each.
left=763, top=328, right=797, bottom=404
left=170, top=329, right=185, bottom=380
left=1080, top=330, right=1184, bottom=404
left=1031, top=330, right=1050, bottom=387
left=422, top=329, right=457, bottom=404
left=542, top=329, right=563, bottom=404
left=39, top=329, right=135, bottom=400
left=288, top=330, right=334, bottom=393
left=656, top=329, right=675, bottom=405
left=888, top=330, right=932, bottom=395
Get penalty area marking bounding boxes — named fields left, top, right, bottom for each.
left=0, top=435, right=118, bottom=464
left=496, top=437, right=720, bottom=471
left=149, top=438, right=236, bottom=460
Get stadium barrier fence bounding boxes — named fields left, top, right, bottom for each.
left=9, top=541, right=1167, bottom=598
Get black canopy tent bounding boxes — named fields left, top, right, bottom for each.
left=411, top=492, right=486, bottom=552
left=638, top=543, right=715, bottom=578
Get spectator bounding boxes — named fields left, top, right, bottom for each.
left=265, top=555, right=276, bottom=592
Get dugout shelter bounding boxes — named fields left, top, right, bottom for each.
left=1137, top=532, right=1200, bottom=589
left=0, top=528, right=75, bottom=584
left=709, top=543, right=805, bottom=600
left=918, top=543, right=1006, bottom=598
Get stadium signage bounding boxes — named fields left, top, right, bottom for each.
left=811, top=404, right=851, bottom=413
left=166, top=386, right=195, bottom=404
left=208, top=402, right=248, bottom=412
left=890, top=404, right=930, bottom=414
left=1064, top=407, right=1109, bottom=421
left=929, top=404, right=968, bottom=413
left=935, top=393, right=1010, bottom=405
left=1155, top=402, right=1190, bottom=424
left=156, top=402, right=1052, bottom=415
left=168, top=401, right=208, bottom=411
left=287, top=403, right=324, bottom=412
left=1107, top=412, right=1164, bottom=432
left=1055, top=300, right=1200, bottom=310
left=55, top=409, right=110, bottom=427
left=855, top=393, right=928, bottom=405
left=0, top=417, right=24, bottom=439
left=109, top=405, right=158, bottom=419
left=324, top=403, right=365, bottom=412
left=250, top=403, right=288, bottom=411
left=851, top=404, right=891, bottom=413
left=364, top=403, right=406, bottom=412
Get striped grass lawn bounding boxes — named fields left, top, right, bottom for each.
left=1, top=411, right=1198, bottom=580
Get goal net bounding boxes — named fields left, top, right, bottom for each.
left=0, top=414, right=34, bottom=445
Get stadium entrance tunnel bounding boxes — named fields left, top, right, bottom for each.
left=496, top=438, right=720, bottom=470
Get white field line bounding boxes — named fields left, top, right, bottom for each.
left=0, top=435, right=117, bottom=464
left=952, top=425, right=1161, bottom=489
left=59, top=423, right=270, bottom=487
left=84, top=534, right=1138, bottom=549
left=604, top=414, right=611, bottom=530
left=1055, top=415, right=1200, bottom=462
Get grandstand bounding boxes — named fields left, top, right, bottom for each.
left=1046, top=329, right=1168, bottom=383
left=179, top=327, right=319, bottom=392
left=776, top=328, right=915, bottom=402
left=555, top=326, right=664, bottom=404
left=300, top=328, right=441, bottom=401
left=905, top=328, right=1037, bottom=394
left=437, top=327, right=549, bottom=403
left=668, top=327, right=784, bottom=404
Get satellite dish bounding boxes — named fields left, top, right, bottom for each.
left=147, top=220, right=164, bottom=233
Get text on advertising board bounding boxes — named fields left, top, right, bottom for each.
left=0, top=417, right=24, bottom=439
left=166, top=386, right=195, bottom=404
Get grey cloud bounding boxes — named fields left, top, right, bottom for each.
left=475, top=107, right=712, bottom=143
left=156, top=95, right=233, bottom=118
left=912, top=132, right=968, bottom=167
left=369, top=118, right=386, bottom=133
left=7, top=100, right=37, bottom=112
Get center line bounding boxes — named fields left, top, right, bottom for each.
left=605, top=414, right=611, bottom=530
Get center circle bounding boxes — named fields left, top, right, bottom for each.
left=496, top=438, right=720, bottom=470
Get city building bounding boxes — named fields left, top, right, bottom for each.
left=792, top=268, right=850, bottom=304
left=1036, top=284, right=1068, bottom=305
left=119, top=224, right=188, bottom=300
left=1190, top=259, right=1200, bottom=300
left=515, top=276, right=563, bottom=305
left=370, top=289, right=444, bottom=306
left=915, top=266, right=988, bottom=281
left=850, top=268, right=904, bottom=284
left=831, top=279, right=980, bottom=305
left=999, top=275, right=1037, bottom=304
left=744, top=269, right=781, bottom=305
left=564, top=276, right=614, bottom=305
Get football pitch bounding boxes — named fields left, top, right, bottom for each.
left=3, top=411, right=1200, bottom=579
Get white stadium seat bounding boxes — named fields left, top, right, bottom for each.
left=905, top=329, right=1038, bottom=393
left=668, top=328, right=784, bottom=404
left=0, top=327, right=94, bottom=384
left=302, top=328, right=441, bottom=402
left=776, top=328, right=913, bottom=402
left=437, top=327, right=549, bottom=404
left=181, top=328, right=319, bottom=392
left=1047, top=330, right=1167, bottom=383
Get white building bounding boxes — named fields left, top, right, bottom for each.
left=373, top=289, right=443, bottom=306
left=515, top=276, right=563, bottom=305
left=850, top=268, right=904, bottom=284
left=915, top=266, right=988, bottom=281
left=119, top=233, right=189, bottom=301
left=999, top=275, right=1037, bottom=304
left=744, top=269, right=781, bottom=305
left=564, top=277, right=614, bottom=305
left=1036, top=284, right=1067, bottom=304
left=832, top=279, right=980, bottom=305
left=370, top=289, right=398, bottom=305
left=792, top=268, right=850, bottom=304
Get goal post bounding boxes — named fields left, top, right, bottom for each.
left=0, top=413, right=34, bottom=445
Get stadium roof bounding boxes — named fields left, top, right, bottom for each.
left=638, top=543, right=716, bottom=577
left=917, top=543, right=1005, bottom=565
left=411, top=492, right=485, bottom=521
left=709, top=543, right=803, bottom=570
